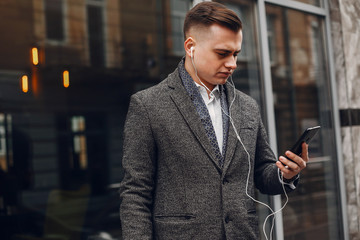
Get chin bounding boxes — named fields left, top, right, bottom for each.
left=218, top=79, right=228, bottom=85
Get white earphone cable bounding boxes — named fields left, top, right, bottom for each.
left=190, top=54, right=289, bottom=240
left=191, top=50, right=213, bottom=95
left=226, top=77, right=289, bottom=240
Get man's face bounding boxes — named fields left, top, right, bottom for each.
left=187, top=24, right=243, bottom=90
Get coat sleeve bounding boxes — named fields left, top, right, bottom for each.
left=253, top=108, right=298, bottom=195
left=119, top=93, right=156, bottom=240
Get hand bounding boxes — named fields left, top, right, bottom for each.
left=276, top=142, right=309, bottom=180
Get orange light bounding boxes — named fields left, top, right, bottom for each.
left=31, top=47, right=39, bottom=65
left=63, top=70, right=70, bottom=88
left=21, top=75, right=29, bottom=93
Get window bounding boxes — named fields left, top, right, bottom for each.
left=222, top=1, right=264, bottom=108
left=266, top=4, right=342, bottom=239
left=170, top=0, right=192, bottom=55
left=71, top=116, right=88, bottom=170
left=44, top=0, right=65, bottom=41
left=266, top=14, right=277, bottom=65
left=87, top=2, right=105, bottom=67
left=0, top=114, right=12, bottom=174
left=225, top=3, right=255, bottom=61
left=0, top=114, right=8, bottom=172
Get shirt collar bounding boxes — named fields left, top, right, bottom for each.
left=194, top=82, right=221, bottom=100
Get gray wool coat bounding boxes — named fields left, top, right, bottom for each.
left=119, top=66, right=294, bottom=240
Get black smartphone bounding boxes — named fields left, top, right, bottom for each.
left=285, top=126, right=321, bottom=162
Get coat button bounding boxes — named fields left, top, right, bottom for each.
left=223, top=178, right=229, bottom=184
left=225, top=216, right=230, bottom=223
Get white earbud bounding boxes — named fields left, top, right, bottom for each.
left=190, top=46, right=194, bottom=58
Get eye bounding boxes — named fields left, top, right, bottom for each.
left=217, top=52, right=228, bottom=57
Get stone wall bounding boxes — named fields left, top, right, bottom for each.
left=329, top=0, right=360, bottom=239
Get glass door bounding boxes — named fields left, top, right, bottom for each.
left=266, top=4, right=343, bottom=239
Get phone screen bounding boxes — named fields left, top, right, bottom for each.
left=285, top=126, right=320, bottom=163
left=291, top=126, right=320, bottom=155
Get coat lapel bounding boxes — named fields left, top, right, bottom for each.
left=167, top=70, right=222, bottom=172
left=222, top=82, right=242, bottom=173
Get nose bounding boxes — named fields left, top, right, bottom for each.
left=225, top=56, right=237, bottom=71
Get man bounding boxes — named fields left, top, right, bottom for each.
left=119, top=2, right=308, bottom=239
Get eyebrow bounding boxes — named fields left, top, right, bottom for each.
left=215, top=49, right=242, bottom=54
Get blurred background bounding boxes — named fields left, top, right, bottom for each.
left=0, top=0, right=359, bottom=239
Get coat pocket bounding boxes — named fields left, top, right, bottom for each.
left=153, top=214, right=197, bottom=240
left=154, top=213, right=195, bottom=222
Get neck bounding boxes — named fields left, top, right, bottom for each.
left=184, top=56, right=215, bottom=94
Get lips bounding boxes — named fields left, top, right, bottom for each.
left=218, top=72, right=232, bottom=78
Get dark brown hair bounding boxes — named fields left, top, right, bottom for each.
left=183, top=1, right=242, bottom=38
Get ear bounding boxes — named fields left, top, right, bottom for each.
left=184, top=37, right=195, bottom=58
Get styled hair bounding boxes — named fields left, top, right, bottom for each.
left=183, top=1, right=242, bottom=38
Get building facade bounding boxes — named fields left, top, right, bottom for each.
left=0, top=0, right=358, bottom=239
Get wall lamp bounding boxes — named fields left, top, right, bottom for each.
left=21, top=75, right=29, bottom=93
left=63, top=70, right=70, bottom=88
left=31, top=47, right=39, bottom=66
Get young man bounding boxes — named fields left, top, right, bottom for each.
left=119, top=2, right=308, bottom=239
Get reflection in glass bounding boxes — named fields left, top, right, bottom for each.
left=170, top=0, right=192, bottom=55
left=0, top=114, right=12, bottom=173
left=266, top=4, right=342, bottom=239
left=224, top=2, right=264, bottom=110
left=87, top=2, right=105, bottom=67
left=71, top=116, right=88, bottom=170
left=0, top=114, right=8, bottom=172
left=0, top=0, right=340, bottom=239
left=45, top=0, right=64, bottom=41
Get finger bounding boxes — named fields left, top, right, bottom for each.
left=286, top=157, right=306, bottom=171
left=285, top=151, right=307, bottom=170
left=276, top=161, right=298, bottom=179
left=301, top=143, right=309, bottom=162
left=279, top=156, right=301, bottom=172
left=276, top=160, right=292, bottom=174
left=278, top=155, right=292, bottom=167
